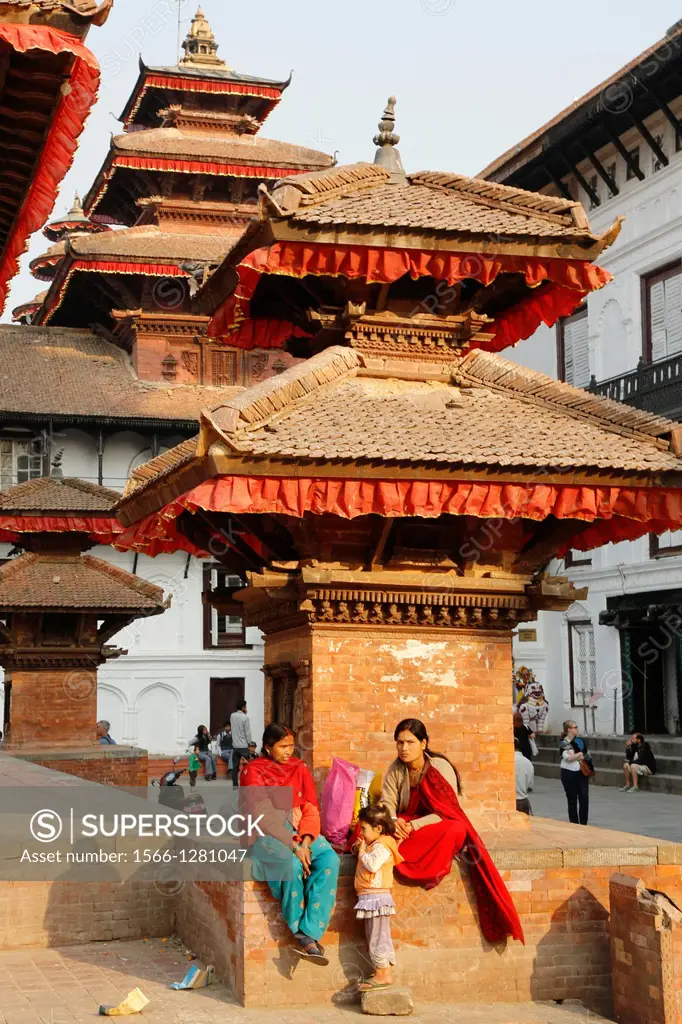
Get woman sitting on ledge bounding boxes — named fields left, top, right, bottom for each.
left=381, top=718, right=524, bottom=945
left=241, top=723, right=340, bottom=965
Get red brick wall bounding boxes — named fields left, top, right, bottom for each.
left=195, top=857, right=682, bottom=1011
left=611, top=874, right=682, bottom=1024
left=174, top=881, right=245, bottom=1001
left=0, top=881, right=174, bottom=949
left=265, top=626, right=516, bottom=825
left=6, top=669, right=98, bottom=749
left=15, top=750, right=149, bottom=788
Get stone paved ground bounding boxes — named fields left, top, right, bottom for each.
left=0, top=939, right=611, bottom=1023
left=529, top=776, right=682, bottom=843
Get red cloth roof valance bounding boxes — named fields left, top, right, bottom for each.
left=217, top=318, right=312, bottom=350
left=0, top=25, right=100, bottom=314
left=207, top=242, right=611, bottom=352
left=0, top=514, right=122, bottom=547
left=116, top=476, right=682, bottom=558
left=115, top=155, right=303, bottom=179
left=144, top=75, right=282, bottom=100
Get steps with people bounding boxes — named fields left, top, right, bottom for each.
left=532, top=734, right=682, bottom=794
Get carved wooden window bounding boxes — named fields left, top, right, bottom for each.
left=643, top=261, right=682, bottom=363
left=0, top=438, right=43, bottom=491
left=557, top=307, right=589, bottom=388
left=568, top=620, right=597, bottom=708
left=268, top=664, right=299, bottom=731
left=587, top=174, right=599, bottom=210
left=203, top=565, right=245, bottom=649
left=210, top=349, right=237, bottom=387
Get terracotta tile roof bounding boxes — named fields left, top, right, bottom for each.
left=4, top=0, right=108, bottom=13
left=0, top=326, right=243, bottom=425
left=125, top=438, right=198, bottom=496
left=68, top=225, right=234, bottom=264
left=265, top=163, right=599, bottom=241
left=204, top=346, right=682, bottom=475
left=0, top=477, right=120, bottom=514
left=113, top=128, right=333, bottom=170
left=478, top=21, right=682, bottom=180
left=0, top=552, right=166, bottom=611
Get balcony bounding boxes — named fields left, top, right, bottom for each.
left=588, top=353, right=682, bottom=420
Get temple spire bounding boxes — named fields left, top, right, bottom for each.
left=180, top=7, right=227, bottom=69
left=373, top=96, right=405, bottom=176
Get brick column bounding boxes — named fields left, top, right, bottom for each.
left=244, top=571, right=530, bottom=826
left=611, top=873, right=682, bottom=1024
left=6, top=667, right=98, bottom=750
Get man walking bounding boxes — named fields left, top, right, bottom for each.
left=622, top=733, right=657, bottom=792
left=230, top=700, right=251, bottom=787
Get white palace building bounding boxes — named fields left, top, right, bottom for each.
left=483, top=17, right=682, bottom=737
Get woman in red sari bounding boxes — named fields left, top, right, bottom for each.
left=381, top=718, right=524, bottom=945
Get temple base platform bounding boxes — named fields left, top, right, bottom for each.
left=175, top=817, right=682, bottom=1015
left=9, top=746, right=149, bottom=788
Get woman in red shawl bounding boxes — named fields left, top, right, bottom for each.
left=381, top=718, right=524, bottom=945
left=241, top=723, right=340, bottom=964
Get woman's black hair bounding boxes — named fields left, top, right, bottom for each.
left=261, top=722, right=294, bottom=757
left=393, top=718, right=462, bottom=796
left=358, top=803, right=396, bottom=837
left=197, top=725, right=209, bottom=736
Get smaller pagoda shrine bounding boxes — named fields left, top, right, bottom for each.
left=0, top=477, right=167, bottom=787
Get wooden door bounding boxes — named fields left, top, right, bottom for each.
left=209, top=678, right=244, bottom=737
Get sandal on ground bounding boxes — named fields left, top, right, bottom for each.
left=358, top=979, right=392, bottom=991
left=291, top=941, right=329, bottom=966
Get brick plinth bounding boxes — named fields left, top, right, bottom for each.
left=176, top=825, right=682, bottom=1012
left=610, top=874, right=682, bottom=1024
left=265, top=625, right=516, bottom=825
left=0, top=880, right=173, bottom=950
left=6, top=668, right=98, bottom=749
left=12, top=747, right=149, bottom=788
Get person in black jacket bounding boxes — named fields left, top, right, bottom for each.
left=513, top=711, right=535, bottom=762
left=622, top=733, right=657, bottom=793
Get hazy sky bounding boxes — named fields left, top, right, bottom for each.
left=5, top=1, right=681, bottom=316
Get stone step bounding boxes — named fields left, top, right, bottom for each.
left=532, top=760, right=682, bottom=794
left=534, top=746, right=682, bottom=775
left=537, top=734, right=682, bottom=756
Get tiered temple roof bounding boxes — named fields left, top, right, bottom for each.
left=22, top=8, right=331, bottom=389
left=118, top=101, right=682, bottom=567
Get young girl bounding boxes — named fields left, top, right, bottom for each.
left=188, top=745, right=201, bottom=788
left=353, top=804, right=403, bottom=991
left=559, top=720, right=592, bottom=825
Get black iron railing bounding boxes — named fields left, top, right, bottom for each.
left=588, top=353, right=682, bottom=418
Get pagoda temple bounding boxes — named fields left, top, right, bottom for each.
left=0, top=0, right=109, bottom=312
left=24, top=8, right=333, bottom=390
left=0, top=476, right=167, bottom=786
left=116, top=100, right=682, bottom=1010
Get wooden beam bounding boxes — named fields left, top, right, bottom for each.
left=545, top=167, right=573, bottom=202
left=604, top=123, right=645, bottom=181
left=646, top=85, right=682, bottom=148
left=370, top=519, right=393, bottom=568
left=559, top=153, right=600, bottom=208
left=514, top=519, right=593, bottom=573
left=581, top=146, right=619, bottom=196
left=632, top=115, right=669, bottom=168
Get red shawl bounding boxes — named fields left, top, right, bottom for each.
left=241, top=756, right=320, bottom=838
left=397, top=764, right=524, bottom=945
